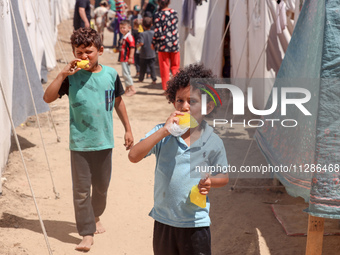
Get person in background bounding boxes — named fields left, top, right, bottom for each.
left=129, top=5, right=143, bottom=27
left=94, top=0, right=101, bottom=8
left=118, top=20, right=137, bottom=96
left=138, top=17, right=157, bottom=84
left=94, top=0, right=109, bottom=42
left=131, top=19, right=142, bottom=78
left=112, top=0, right=127, bottom=49
left=107, top=0, right=116, bottom=11
left=142, top=0, right=158, bottom=18
left=74, top=0, right=91, bottom=30
left=152, top=0, right=180, bottom=90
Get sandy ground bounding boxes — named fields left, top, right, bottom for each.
left=1, top=16, right=340, bottom=255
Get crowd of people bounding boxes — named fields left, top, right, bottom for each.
left=73, top=0, right=180, bottom=94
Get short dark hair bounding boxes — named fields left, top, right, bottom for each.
left=158, top=0, right=170, bottom=10
left=142, top=17, right=152, bottom=29
left=165, top=63, right=214, bottom=104
left=119, top=20, right=131, bottom=27
left=70, top=27, right=102, bottom=50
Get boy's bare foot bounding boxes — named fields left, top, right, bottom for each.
left=125, top=88, right=136, bottom=97
left=75, top=235, right=93, bottom=252
left=95, top=217, right=106, bottom=234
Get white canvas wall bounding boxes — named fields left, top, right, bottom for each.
left=0, top=0, right=72, bottom=179
left=230, top=0, right=293, bottom=109
left=171, top=0, right=227, bottom=76
left=0, top=0, right=14, bottom=175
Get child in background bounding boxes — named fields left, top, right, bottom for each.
left=43, top=27, right=134, bottom=252
left=112, top=0, right=127, bottom=49
left=138, top=17, right=156, bottom=84
left=129, top=5, right=143, bottom=27
left=94, top=0, right=109, bottom=42
left=128, top=63, right=228, bottom=255
left=119, top=20, right=137, bottom=96
left=131, top=19, right=141, bottom=78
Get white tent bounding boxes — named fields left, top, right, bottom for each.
left=0, top=0, right=73, bottom=191
left=171, top=0, right=227, bottom=76
left=172, top=0, right=300, bottom=109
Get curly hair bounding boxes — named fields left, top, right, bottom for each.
left=165, top=63, right=214, bottom=104
left=70, top=27, right=102, bottom=50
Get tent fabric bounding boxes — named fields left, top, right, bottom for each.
left=171, top=0, right=226, bottom=77
left=0, top=0, right=72, bottom=174
left=11, top=0, right=50, bottom=127
left=230, top=0, right=292, bottom=110
left=255, top=0, right=340, bottom=219
left=0, top=0, right=14, bottom=177
left=308, top=0, right=340, bottom=219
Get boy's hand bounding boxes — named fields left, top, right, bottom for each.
left=198, top=177, right=211, bottom=195
left=163, top=111, right=184, bottom=133
left=128, top=57, right=133, bottom=64
left=124, top=130, right=134, bottom=150
left=61, top=59, right=82, bottom=77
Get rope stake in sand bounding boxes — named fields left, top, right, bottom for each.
left=9, top=0, right=60, bottom=199
left=0, top=80, right=53, bottom=255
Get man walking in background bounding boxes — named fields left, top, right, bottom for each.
left=74, top=0, right=92, bottom=30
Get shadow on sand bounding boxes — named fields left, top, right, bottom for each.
left=0, top=212, right=81, bottom=245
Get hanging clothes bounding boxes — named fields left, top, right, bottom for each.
left=182, top=0, right=196, bottom=36
left=276, top=1, right=287, bottom=34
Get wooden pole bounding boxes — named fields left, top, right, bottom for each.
left=305, top=215, right=325, bottom=255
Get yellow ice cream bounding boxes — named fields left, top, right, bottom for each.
left=177, top=112, right=198, bottom=128
left=77, top=60, right=89, bottom=69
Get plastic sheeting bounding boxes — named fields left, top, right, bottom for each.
left=255, top=0, right=340, bottom=219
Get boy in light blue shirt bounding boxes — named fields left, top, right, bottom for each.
left=129, top=63, right=228, bottom=255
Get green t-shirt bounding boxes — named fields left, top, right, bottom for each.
left=58, top=65, right=124, bottom=151
left=108, top=0, right=116, bottom=11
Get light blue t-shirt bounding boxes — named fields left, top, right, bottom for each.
left=63, top=65, right=124, bottom=151
left=142, top=121, right=228, bottom=228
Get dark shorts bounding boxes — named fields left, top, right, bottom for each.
left=153, top=221, right=211, bottom=255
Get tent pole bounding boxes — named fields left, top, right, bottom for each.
left=305, top=215, right=324, bottom=255
left=0, top=80, right=53, bottom=255
left=9, top=0, right=60, bottom=199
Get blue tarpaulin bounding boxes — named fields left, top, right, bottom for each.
left=255, top=0, right=340, bottom=219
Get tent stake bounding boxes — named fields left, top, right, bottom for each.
left=305, top=215, right=324, bottom=255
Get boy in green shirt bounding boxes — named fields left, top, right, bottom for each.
left=43, top=27, right=133, bottom=252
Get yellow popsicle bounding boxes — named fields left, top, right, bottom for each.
left=190, top=185, right=206, bottom=208
left=177, top=112, right=198, bottom=128
left=77, top=60, right=89, bottom=69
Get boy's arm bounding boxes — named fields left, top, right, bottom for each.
left=79, top=7, right=90, bottom=28
left=43, top=60, right=81, bottom=103
left=114, top=96, right=134, bottom=150
left=198, top=175, right=229, bottom=195
left=128, top=47, right=135, bottom=64
left=128, top=111, right=183, bottom=163
left=128, top=127, right=168, bottom=163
